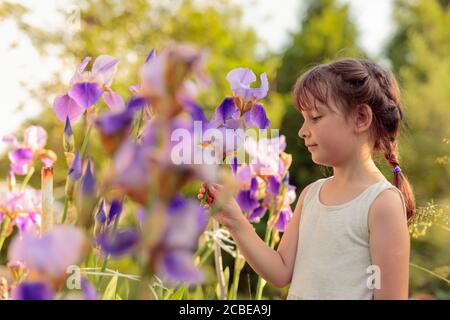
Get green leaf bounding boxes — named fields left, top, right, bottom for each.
left=215, top=267, right=230, bottom=299
left=102, top=275, right=119, bottom=300
left=193, top=285, right=204, bottom=299
left=170, top=286, right=186, bottom=300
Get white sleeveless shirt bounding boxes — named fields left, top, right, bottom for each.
left=287, top=176, right=406, bottom=300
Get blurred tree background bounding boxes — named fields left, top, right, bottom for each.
left=0, top=0, right=448, bottom=299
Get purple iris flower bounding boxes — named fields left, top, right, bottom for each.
left=133, top=45, right=208, bottom=116
left=53, top=55, right=122, bottom=122
left=109, top=140, right=151, bottom=204
left=160, top=251, right=204, bottom=284
left=210, top=97, right=270, bottom=130
left=95, top=199, right=107, bottom=225
left=4, top=126, right=56, bottom=175
left=248, top=205, right=266, bottom=223
left=8, top=148, right=33, bottom=175
left=209, top=97, right=240, bottom=127
left=230, top=156, right=238, bottom=174
left=236, top=177, right=259, bottom=213
left=53, top=94, right=85, bottom=122
left=127, top=49, right=156, bottom=111
left=107, top=199, right=123, bottom=225
left=23, top=126, right=48, bottom=151
left=12, top=281, right=54, bottom=300
left=274, top=207, right=293, bottom=232
left=226, top=67, right=269, bottom=113
left=81, top=278, right=98, bottom=300
left=94, top=107, right=136, bottom=136
left=226, top=68, right=269, bottom=101
left=243, top=103, right=270, bottom=129
left=8, top=225, right=85, bottom=279
left=245, top=135, right=286, bottom=176
left=80, top=159, right=96, bottom=195
left=267, top=175, right=281, bottom=195
left=96, top=229, right=139, bottom=257
left=154, top=195, right=207, bottom=284
left=0, top=188, right=41, bottom=234
left=68, top=152, right=82, bottom=180
left=64, top=117, right=73, bottom=136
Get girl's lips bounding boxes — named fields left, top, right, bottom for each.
left=307, top=144, right=318, bottom=150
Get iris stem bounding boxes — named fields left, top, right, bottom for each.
left=410, top=262, right=450, bottom=285
left=61, top=197, right=69, bottom=224
left=0, top=217, right=12, bottom=253
left=229, top=247, right=245, bottom=300
left=199, top=246, right=214, bottom=266
left=61, top=119, right=91, bottom=225
left=20, top=166, right=35, bottom=192
left=255, top=214, right=273, bottom=300
left=212, top=219, right=227, bottom=300
left=97, top=211, right=120, bottom=288
left=80, top=126, right=92, bottom=158
left=134, top=107, right=145, bottom=140
left=202, top=184, right=227, bottom=299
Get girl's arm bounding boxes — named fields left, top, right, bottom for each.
left=369, top=189, right=410, bottom=300
left=210, top=183, right=312, bottom=288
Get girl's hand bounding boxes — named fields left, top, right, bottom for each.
left=197, top=182, right=244, bottom=230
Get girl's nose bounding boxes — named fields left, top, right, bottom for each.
left=298, top=123, right=309, bottom=139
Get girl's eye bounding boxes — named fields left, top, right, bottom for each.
left=311, top=116, right=322, bottom=122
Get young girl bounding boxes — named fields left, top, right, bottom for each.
left=198, top=58, right=414, bottom=300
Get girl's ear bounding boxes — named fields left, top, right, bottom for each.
left=353, top=104, right=373, bottom=133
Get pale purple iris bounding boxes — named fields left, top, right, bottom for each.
left=210, top=97, right=270, bottom=130
left=8, top=148, right=33, bottom=175
left=23, top=126, right=48, bottom=151
left=8, top=225, right=85, bottom=279
left=226, top=67, right=269, bottom=109
left=15, top=212, right=40, bottom=234
left=96, top=228, right=139, bottom=257
left=245, top=135, right=286, bottom=176
left=232, top=165, right=265, bottom=220
left=134, top=45, right=208, bottom=113
left=12, top=281, right=54, bottom=300
left=205, top=97, right=270, bottom=157
left=94, top=107, right=136, bottom=136
left=0, top=188, right=41, bottom=234
left=53, top=55, right=122, bottom=122
left=140, top=118, right=217, bottom=182
left=155, top=195, right=207, bottom=284
left=4, top=126, right=55, bottom=175
left=128, top=49, right=155, bottom=111
left=109, top=140, right=151, bottom=202
left=265, top=183, right=297, bottom=232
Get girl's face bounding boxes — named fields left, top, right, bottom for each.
left=298, top=100, right=359, bottom=167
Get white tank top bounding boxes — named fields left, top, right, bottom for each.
left=287, top=176, right=406, bottom=300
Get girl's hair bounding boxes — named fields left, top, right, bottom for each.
left=293, top=58, right=415, bottom=221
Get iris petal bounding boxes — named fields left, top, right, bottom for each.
left=53, top=93, right=85, bottom=122
left=68, top=82, right=103, bottom=109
